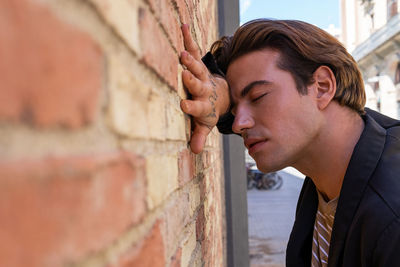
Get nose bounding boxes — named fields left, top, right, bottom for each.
left=232, top=106, right=254, bottom=135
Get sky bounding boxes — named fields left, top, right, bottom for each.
left=240, top=0, right=340, bottom=30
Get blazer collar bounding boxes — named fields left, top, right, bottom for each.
left=328, top=113, right=386, bottom=267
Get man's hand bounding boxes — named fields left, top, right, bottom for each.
left=180, top=24, right=229, bottom=154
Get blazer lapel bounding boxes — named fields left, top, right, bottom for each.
left=328, top=114, right=386, bottom=267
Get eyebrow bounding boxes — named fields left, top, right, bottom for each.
left=240, top=80, right=271, bottom=98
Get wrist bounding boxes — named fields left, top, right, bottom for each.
left=214, top=76, right=230, bottom=117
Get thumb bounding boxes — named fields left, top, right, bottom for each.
left=190, top=125, right=211, bottom=154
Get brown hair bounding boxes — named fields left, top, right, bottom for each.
left=211, top=19, right=366, bottom=114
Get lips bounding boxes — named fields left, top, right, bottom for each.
left=244, top=138, right=268, bottom=154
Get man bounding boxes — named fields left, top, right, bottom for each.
left=180, top=19, right=400, bottom=266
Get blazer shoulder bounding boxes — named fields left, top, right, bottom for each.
left=368, top=129, right=400, bottom=218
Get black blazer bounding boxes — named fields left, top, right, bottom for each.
left=286, top=109, right=400, bottom=267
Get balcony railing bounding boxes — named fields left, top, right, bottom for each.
left=352, top=13, right=400, bottom=61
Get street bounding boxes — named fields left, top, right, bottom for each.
left=247, top=169, right=304, bottom=267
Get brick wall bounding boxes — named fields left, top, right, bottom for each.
left=0, top=0, right=226, bottom=266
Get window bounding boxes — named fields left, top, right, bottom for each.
left=397, top=100, right=400, bottom=118
left=395, top=62, right=400, bottom=84
left=387, top=0, right=398, bottom=20
left=361, top=0, right=375, bottom=31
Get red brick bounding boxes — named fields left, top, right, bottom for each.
left=0, top=152, right=145, bottom=267
left=0, top=0, right=103, bottom=128
left=199, top=173, right=207, bottom=200
left=189, top=0, right=197, bottom=12
left=139, top=7, right=178, bottom=90
left=201, top=150, right=212, bottom=168
left=200, top=168, right=215, bottom=198
left=195, top=152, right=205, bottom=171
left=207, top=205, right=216, bottom=229
left=112, top=221, right=165, bottom=267
left=195, top=6, right=207, bottom=50
left=206, top=0, right=217, bottom=30
left=167, top=5, right=184, bottom=53
left=207, top=169, right=216, bottom=196
left=196, top=205, right=205, bottom=241
left=203, top=1, right=217, bottom=50
left=164, top=192, right=190, bottom=246
left=173, top=0, right=191, bottom=25
left=178, top=149, right=195, bottom=186
left=202, top=236, right=213, bottom=267
left=170, top=247, right=182, bottom=267
left=144, top=0, right=183, bottom=53
left=198, top=9, right=213, bottom=54
left=185, top=115, right=192, bottom=141
left=216, top=238, right=223, bottom=265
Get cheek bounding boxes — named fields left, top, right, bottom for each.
left=283, top=106, right=321, bottom=144
left=266, top=106, right=313, bottom=143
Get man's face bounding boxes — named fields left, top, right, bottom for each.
left=226, top=49, right=322, bottom=172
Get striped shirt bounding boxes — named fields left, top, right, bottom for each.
left=311, top=191, right=338, bottom=267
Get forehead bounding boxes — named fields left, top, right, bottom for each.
left=226, top=49, right=281, bottom=97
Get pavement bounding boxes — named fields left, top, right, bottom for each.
left=247, top=169, right=304, bottom=267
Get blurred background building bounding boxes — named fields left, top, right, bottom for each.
left=341, top=0, right=400, bottom=118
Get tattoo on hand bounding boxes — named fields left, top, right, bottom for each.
left=206, top=74, right=218, bottom=119
left=209, top=74, right=217, bottom=87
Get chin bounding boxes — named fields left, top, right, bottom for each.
left=255, top=158, right=286, bottom=173
left=255, top=162, right=274, bottom=173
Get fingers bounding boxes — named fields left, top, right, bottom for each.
left=181, top=51, right=207, bottom=81
left=190, top=125, right=211, bottom=154
left=181, top=24, right=201, bottom=61
left=180, top=99, right=210, bottom=117
left=182, top=69, right=205, bottom=96
left=181, top=23, right=216, bottom=155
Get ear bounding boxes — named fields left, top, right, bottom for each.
left=311, top=66, right=336, bottom=110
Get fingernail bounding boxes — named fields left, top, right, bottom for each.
left=185, top=102, right=191, bottom=112
left=182, top=51, right=190, bottom=61
left=181, top=51, right=187, bottom=59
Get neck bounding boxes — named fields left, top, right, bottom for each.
left=294, top=104, right=365, bottom=201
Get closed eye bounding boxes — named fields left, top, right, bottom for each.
left=252, top=93, right=268, bottom=102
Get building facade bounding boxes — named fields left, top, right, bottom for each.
left=341, top=0, right=400, bottom=118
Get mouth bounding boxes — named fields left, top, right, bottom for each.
left=245, top=138, right=268, bottom=155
